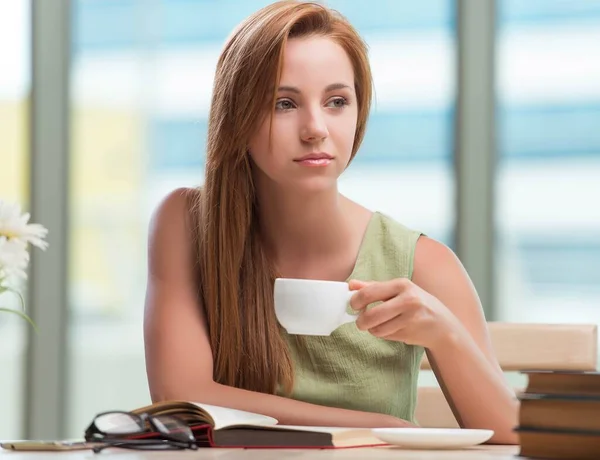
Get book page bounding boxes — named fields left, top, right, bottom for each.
left=190, top=402, right=278, bottom=430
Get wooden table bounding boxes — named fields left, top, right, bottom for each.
left=0, top=445, right=520, bottom=459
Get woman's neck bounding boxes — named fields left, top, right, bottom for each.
left=255, top=184, right=371, bottom=277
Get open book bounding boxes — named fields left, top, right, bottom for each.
left=127, top=400, right=389, bottom=448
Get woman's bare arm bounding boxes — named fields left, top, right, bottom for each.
left=412, top=237, right=519, bottom=444
left=143, top=188, right=412, bottom=428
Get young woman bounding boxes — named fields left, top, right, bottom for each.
left=143, top=0, right=518, bottom=444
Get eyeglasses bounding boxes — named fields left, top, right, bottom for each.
left=84, top=411, right=198, bottom=453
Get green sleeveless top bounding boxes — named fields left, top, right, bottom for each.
left=279, top=211, right=424, bottom=423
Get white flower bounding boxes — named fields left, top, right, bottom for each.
left=0, top=200, right=45, bottom=328
left=0, top=200, right=48, bottom=250
left=0, top=236, right=29, bottom=282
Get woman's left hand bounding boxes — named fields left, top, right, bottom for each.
left=348, top=278, right=462, bottom=350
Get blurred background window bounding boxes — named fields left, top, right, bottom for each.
left=0, top=0, right=30, bottom=439
left=495, top=0, right=600, bottom=346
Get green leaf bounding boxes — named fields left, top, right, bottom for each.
left=0, top=307, right=39, bottom=334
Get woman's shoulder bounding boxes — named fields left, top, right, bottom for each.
left=154, top=186, right=200, bottom=210
left=372, top=211, right=423, bottom=245
left=150, top=187, right=201, bottom=229
left=368, top=211, right=458, bottom=282
left=374, top=212, right=455, bottom=264
left=147, top=187, right=202, bottom=266
left=355, top=211, right=423, bottom=280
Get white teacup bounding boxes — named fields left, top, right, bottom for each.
left=274, top=278, right=358, bottom=336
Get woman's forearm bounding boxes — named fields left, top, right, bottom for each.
left=428, top=326, right=519, bottom=444
left=160, top=382, right=415, bottom=429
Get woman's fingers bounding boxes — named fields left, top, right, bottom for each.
left=355, top=296, right=409, bottom=331
left=350, top=278, right=411, bottom=311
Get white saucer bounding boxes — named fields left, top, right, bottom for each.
left=371, top=428, right=494, bottom=450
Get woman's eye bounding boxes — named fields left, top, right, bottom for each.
left=275, top=99, right=295, bottom=111
left=326, top=97, right=348, bottom=109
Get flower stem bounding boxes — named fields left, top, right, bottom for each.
left=0, top=307, right=39, bottom=333
left=0, top=285, right=38, bottom=332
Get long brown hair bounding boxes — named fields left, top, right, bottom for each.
left=192, top=0, right=373, bottom=395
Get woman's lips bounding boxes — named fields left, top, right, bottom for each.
left=294, top=153, right=333, bottom=166
left=295, top=158, right=332, bottom=166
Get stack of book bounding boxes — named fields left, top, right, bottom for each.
left=516, top=370, right=600, bottom=459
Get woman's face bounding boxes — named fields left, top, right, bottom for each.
left=248, top=35, right=358, bottom=193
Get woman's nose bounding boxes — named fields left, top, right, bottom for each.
left=300, top=108, right=329, bottom=142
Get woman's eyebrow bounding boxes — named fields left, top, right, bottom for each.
left=277, top=85, right=301, bottom=94
left=323, top=83, right=352, bottom=92
left=277, top=83, right=353, bottom=93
